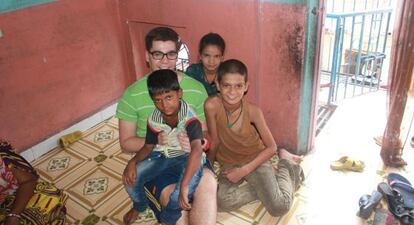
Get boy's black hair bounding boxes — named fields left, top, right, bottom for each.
left=145, top=27, right=182, bottom=52
left=147, top=69, right=180, bottom=97
left=199, top=33, right=226, bottom=55
left=217, top=59, right=248, bottom=82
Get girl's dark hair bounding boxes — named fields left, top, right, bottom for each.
left=199, top=33, right=225, bottom=54
left=217, top=59, right=248, bottom=82
left=147, top=69, right=180, bottom=97
left=145, top=27, right=181, bottom=51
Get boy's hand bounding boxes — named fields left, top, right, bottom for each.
left=221, top=167, right=247, bottom=183
left=178, top=131, right=191, bottom=153
left=122, top=160, right=137, bottom=186
left=179, top=185, right=191, bottom=210
left=157, top=131, right=168, bottom=145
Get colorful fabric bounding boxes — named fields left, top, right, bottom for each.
left=0, top=140, right=67, bottom=225
left=116, top=72, right=208, bottom=137
left=186, top=63, right=218, bottom=96
left=215, top=96, right=265, bottom=165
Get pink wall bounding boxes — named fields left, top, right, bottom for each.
left=0, top=0, right=308, bottom=152
left=120, top=0, right=306, bottom=150
left=0, top=0, right=132, bottom=151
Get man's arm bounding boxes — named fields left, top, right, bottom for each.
left=119, top=120, right=146, bottom=153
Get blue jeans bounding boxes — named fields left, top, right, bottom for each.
left=124, top=151, right=205, bottom=225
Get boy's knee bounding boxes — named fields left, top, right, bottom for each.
left=266, top=199, right=292, bottom=217
left=216, top=194, right=237, bottom=211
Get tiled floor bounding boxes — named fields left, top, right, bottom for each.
left=30, top=89, right=414, bottom=225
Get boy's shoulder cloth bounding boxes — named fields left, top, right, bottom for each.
left=178, top=100, right=200, bottom=129
left=147, top=109, right=170, bottom=133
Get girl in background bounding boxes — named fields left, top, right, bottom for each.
left=186, top=33, right=225, bottom=96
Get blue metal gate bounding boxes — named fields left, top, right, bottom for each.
left=320, top=1, right=393, bottom=104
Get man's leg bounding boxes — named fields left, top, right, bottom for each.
left=189, top=168, right=217, bottom=225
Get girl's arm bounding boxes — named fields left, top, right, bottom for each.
left=7, top=167, right=38, bottom=221
left=204, top=97, right=220, bottom=163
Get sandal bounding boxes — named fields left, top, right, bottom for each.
left=377, top=182, right=413, bottom=221
left=388, top=173, right=414, bottom=209
left=358, top=191, right=383, bottom=219
left=330, top=156, right=365, bottom=172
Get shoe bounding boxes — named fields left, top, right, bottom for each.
left=330, top=156, right=365, bottom=172
left=59, top=131, right=82, bottom=148
left=388, top=173, right=414, bottom=209
left=358, top=191, right=383, bottom=219
left=377, top=182, right=410, bottom=219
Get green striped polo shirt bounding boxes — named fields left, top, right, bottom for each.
left=116, top=73, right=208, bottom=138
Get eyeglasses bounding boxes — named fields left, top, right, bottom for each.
left=149, top=51, right=178, bottom=60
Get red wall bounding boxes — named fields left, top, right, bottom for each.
left=0, top=0, right=307, bottom=152
left=0, top=0, right=132, bottom=151
left=119, top=0, right=306, bottom=150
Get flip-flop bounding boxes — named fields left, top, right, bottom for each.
left=377, top=182, right=408, bottom=218
left=330, top=156, right=365, bottom=172
left=358, top=191, right=383, bottom=219
left=388, top=173, right=414, bottom=209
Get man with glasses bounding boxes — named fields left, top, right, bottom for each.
left=116, top=27, right=216, bottom=225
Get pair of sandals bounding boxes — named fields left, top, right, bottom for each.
left=330, top=156, right=365, bottom=172
left=377, top=173, right=414, bottom=225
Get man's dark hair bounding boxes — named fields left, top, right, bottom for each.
left=147, top=69, right=180, bottom=97
left=199, top=33, right=226, bottom=54
left=217, top=59, right=248, bottom=82
left=145, top=27, right=181, bottom=52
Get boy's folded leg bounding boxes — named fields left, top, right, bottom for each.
left=160, top=180, right=186, bottom=224
left=144, top=167, right=182, bottom=222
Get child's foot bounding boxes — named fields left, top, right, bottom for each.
left=278, top=148, right=303, bottom=164
left=123, top=208, right=139, bottom=225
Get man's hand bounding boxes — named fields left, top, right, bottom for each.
left=220, top=167, right=247, bottom=183
left=157, top=131, right=168, bottom=145
left=122, top=160, right=137, bottom=186
left=178, top=131, right=191, bottom=153
left=179, top=185, right=191, bottom=210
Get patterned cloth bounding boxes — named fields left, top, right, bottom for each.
left=0, top=140, right=67, bottom=225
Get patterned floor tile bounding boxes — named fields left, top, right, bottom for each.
left=80, top=123, right=119, bottom=151
left=65, top=165, right=123, bottom=209
left=32, top=147, right=88, bottom=183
